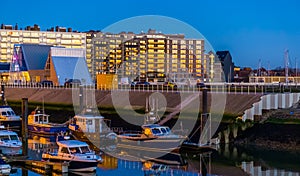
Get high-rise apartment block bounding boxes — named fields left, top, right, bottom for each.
left=1, top=24, right=218, bottom=83
left=89, top=29, right=216, bottom=82
left=0, top=24, right=86, bottom=63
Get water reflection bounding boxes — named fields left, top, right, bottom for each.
left=28, top=134, right=58, bottom=160
left=215, top=144, right=300, bottom=175
left=10, top=133, right=300, bottom=176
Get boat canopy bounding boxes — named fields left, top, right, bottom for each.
left=57, top=140, right=89, bottom=148
left=74, top=114, right=104, bottom=120
left=0, top=130, right=18, bottom=136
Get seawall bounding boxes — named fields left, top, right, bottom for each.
left=5, top=87, right=262, bottom=117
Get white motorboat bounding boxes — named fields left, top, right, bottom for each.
left=42, top=136, right=102, bottom=172
left=0, top=127, right=22, bottom=155
left=0, top=105, right=21, bottom=130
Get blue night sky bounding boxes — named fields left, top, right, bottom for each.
left=1, top=0, right=300, bottom=69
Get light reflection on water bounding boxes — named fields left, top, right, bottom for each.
left=9, top=135, right=300, bottom=176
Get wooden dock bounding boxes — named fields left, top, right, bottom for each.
left=4, top=156, right=69, bottom=175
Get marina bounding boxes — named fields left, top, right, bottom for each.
left=0, top=86, right=300, bottom=175
left=3, top=139, right=300, bottom=176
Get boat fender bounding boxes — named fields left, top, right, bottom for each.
left=144, top=128, right=151, bottom=137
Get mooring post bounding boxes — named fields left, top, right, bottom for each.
left=79, top=85, right=83, bottom=113
left=202, top=87, right=208, bottom=143
left=1, top=84, right=5, bottom=105
left=202, top=87, right=208, bottom=115
left=21, top=98, right=28, bottom=156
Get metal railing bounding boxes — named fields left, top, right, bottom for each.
left=3, top=82, right=300, bottom=94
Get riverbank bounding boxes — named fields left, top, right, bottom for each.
left=234, top=122, right=300, bottom=151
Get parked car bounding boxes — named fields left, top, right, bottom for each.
left=37, top=80, right=54, bottom=87
left=64, top=79, right=81, bottom=87
left=163, top=82, right=177, bottom=89
left=131, top=81, right=150, bottom=88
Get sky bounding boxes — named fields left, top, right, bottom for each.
left=1, top=0, right=300, bottom=69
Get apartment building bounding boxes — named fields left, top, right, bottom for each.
left=0, top=24, right=86, bottom=63
left=90, top=29, right=216, bottom=83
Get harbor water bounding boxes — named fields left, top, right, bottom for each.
left=7, top=133, right=300, bottom=176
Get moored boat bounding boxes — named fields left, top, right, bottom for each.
left=117, top=124, right=187, bottom=152
left=0, top=126, right=22, bottom=155
left=28, top=107, right=68, bottom=135
left=0, top=106, right=21, bottom=131
left=42, top=136, right=102, bottom=172
left=68, top=108, right=117, bottom=149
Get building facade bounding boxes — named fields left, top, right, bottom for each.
left=216, top=51, right=234, bottom=82
left=89, top=30, right=216, bottom=83
left=0, top=24, right=86, bottom=63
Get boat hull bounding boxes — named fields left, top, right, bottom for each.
left=117, top=136, right=184, bottom=152
left=0, top=146, right=22, bottom=155
left=28, top=125, right=68, bottom=135
left=42, top=156, right=98, bottom=172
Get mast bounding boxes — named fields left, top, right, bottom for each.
left=285, top=49, right=289, bottom=83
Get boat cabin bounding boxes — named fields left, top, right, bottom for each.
left=142, top=124, right=171, bottom=137
left=72, top=113, right=111, bottom=133
left=28, top=107, right=50, bottom=124
left=57, top=140, right=93, bottom=155
left=28, top=112, right=49, bottom=124
left=0, top=106, right=20, bottom=120
left=0, top=130, right=20, bottom=142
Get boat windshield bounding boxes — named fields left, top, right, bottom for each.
left=80, top=146, right=91, bottom=153
left=150, top=127, right=171, bottom=135
left=0, top=135, right=10, bottom=141
left=35, top=114, right=48, bottom=123
left=1, top=111, right=16, bottom=116
left=69, top=147, right=81, bottom=154
left=8, top=111, right=15, bottom=116
left=151, top=128, right=161, bottom=135
left=10, top=135, right=18, bottom=140
left=160, top=128, right=167, bottom=134
left=69, top=146, right=91, bottom=154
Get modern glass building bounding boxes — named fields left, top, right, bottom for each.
left=89, top=29, right=216, bottom=83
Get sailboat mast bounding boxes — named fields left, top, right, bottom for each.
left=285, top=49, right=289, bottom=83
